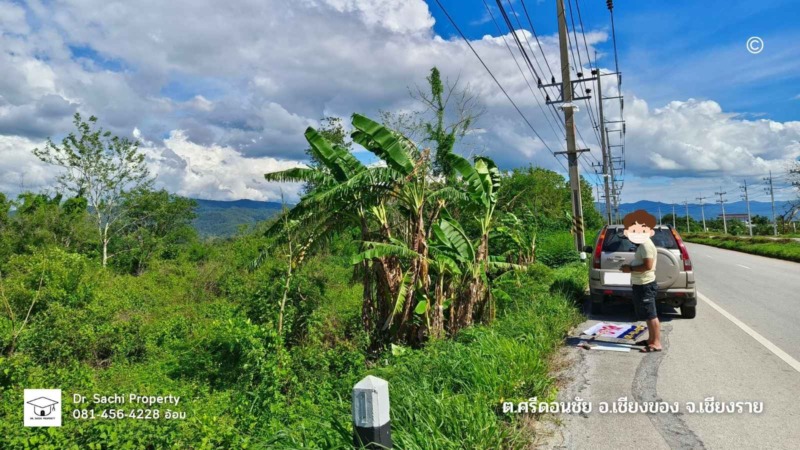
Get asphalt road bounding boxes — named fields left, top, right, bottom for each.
left=537, top=243, right=800, bottom=450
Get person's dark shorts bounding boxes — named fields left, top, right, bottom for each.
left=632, top=281, right=658, bottom=320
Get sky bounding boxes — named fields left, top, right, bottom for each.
left=1, top=0, right=799, bottom=206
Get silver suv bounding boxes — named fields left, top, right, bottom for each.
left=584, top=224, right=698, bottom=318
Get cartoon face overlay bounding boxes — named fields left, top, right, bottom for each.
left=624, top=222, right=655, bottom=244
left=622, top=210, right=657, bottom=244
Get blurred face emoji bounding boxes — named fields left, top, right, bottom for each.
left=624, top=223, right=655, bottom=244
left=622, top=210, right=657, bottom=244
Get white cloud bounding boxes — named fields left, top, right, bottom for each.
left=0, top=135, right=55, bottom=194
left=625, top=97, right=800, bottom=178
left=0, top=1, right=29, bottom=35
left=142, top=131, right=304, bottom=202
left=0, top=0, right=798, bottom=205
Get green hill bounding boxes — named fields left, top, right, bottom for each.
left=192, top=199, right=284, bottom=237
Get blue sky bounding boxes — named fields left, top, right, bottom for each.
left=428, top=0, right=800, bottom=121
left=0, top=0, right=798, bottom=205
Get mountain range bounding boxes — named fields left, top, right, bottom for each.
left=193, top=198, right=284, bottom=237
left=190, top=197, right=797, bottom=237
left=594, top=199, right=797, bottom=222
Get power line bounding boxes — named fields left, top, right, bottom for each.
left=520, top=0, right=555, bottom=79
left=496, top=0, right=568, bottom=139
left=482, top=0, right=566, bottom=151
left=430, top=0, right=566, bottom=171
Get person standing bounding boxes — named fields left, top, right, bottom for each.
left=620, top=210, right=661, bottom=352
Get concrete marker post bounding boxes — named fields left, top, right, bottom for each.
left=352, top=375, right=392, bottom=449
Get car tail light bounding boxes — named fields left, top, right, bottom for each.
left=670, top=228, right=692, bottom=271
left=593, top=227, right=607, bottom=269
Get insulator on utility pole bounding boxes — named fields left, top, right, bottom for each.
left=606, top=0, right=614, bottom=11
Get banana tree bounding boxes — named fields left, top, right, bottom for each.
left=263, top=126, right=384, bottom=333
left=444, top=153, right=502, bottom=330
left=351, top=114, right=432, bottom=343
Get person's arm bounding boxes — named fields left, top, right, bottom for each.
left=630, top=258, right=654, bottom=272
left=621, top=246, right=655, bottom=273
left=623, top=258, right=654, bottom=273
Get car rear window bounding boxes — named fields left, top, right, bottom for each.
left=602, top=228, right=678, bottom=252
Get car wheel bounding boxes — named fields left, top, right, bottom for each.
left=680, top=305, right=696, bottom=319
left=590, top=294, right=604, bottom=315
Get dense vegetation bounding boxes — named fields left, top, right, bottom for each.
left=683, top=233, right=800, bottom=262
left=0, top=68, right=602, bottom=448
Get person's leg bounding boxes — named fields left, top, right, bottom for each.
left=642, top=282, right=661, bottom=351
left=646, top=317, right=661, bottom=349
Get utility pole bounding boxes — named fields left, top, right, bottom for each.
left=658, top=207, right=662, bottom=225
left=764, top=170, right=778, bottom=236
left=556, top=0, right=585, bottom=251
left=595, top=184, right=601, bottom=204
left=715, top=188, right=728, bottom=234
left=672, top=204, right=676, bottom=229
left=684, top=200, right=690, bottom=233
left=740, top=180, right=753, bottom=237
left=696, top=195, right=708, bottom=231
left=596, top=71, right=612, bottom=225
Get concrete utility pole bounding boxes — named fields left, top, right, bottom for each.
left=672, top=204, right=676, bottom=229
left=556, top=0, right=585, bottom=251
left=658, top=207, right=662, bottom=225
left=764, top=170, right=778, bottom=236
left=696, top=195, right=708, bottom=231
left=596, top=71, right=612, bottom=225
left=684, top=200, right=690, bottom=233
left=741, top=180, right=753, bottom=237
left=715, top=188, right=728, bottom=234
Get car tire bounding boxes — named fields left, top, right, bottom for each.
left=590, top=294, right=604, bottom=315
left=680, top=305, right=696, bottom=319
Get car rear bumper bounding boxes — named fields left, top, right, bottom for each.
left=588, top=276, right=697, bottom=307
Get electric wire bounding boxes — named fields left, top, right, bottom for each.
left=430, top=0, right=567, bottom=172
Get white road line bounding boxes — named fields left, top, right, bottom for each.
left=704, top=255, right=713, bottom=258
left=698, top=292, right=800, bottom=373
left=736, top=264, right=751, bottom=269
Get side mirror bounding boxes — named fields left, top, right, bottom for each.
left=583, top=245, right=594, bottom=254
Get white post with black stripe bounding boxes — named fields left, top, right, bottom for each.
left=352, top=375, right=392, bottom=449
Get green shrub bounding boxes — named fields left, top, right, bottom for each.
left=536, top=232, right=580, bottom=267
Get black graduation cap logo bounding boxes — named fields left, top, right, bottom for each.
left=27, top=397, right=59, bottom=417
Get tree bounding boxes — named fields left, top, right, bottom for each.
left=268, top=114, right=520, bottom=347
left=113, top=189, right=198, bottom=274
left=382, top=67, right=485, bottom=180
left=11, top=193, right=92, bottom=254
left=33, top=113, right=153, bottom=267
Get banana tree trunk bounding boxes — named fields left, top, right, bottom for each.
left=430, top=273, right=445, bottom=339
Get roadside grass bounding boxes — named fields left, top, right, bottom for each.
left=0, top=248, right=586, bottom=449
left=683, top=234, right=800, bottom=263
left=372, top=263, right=585, bottom=450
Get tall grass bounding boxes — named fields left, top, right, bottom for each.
left=684, top=234, right=800, bottom=263
left=369, top=264, right=584, bottom=449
